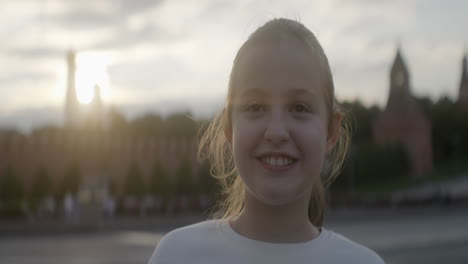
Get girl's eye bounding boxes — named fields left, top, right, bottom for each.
left=245, top=103, right=265, bottom=112
left=290, top=103, right=311, bottom=113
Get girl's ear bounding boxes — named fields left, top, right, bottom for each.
left=326, top=110, right=341, bottom=154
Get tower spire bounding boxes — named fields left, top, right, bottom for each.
left=64, top=50, right=80, bottom=127
left=391, top=46, right=408, bottom=77
left=387, top=45, right=411, bottom=110
left=89, top=84, right=104, bottom=129
left=91, top=84, right=103, bottom=113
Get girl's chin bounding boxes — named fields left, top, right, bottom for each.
left=252, top=189, right=306, bottom=207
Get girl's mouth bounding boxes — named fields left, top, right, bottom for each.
left=257, top=155, right=298, bottom=171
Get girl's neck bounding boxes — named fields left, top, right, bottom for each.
left=229, top=193, right=320, bottom=243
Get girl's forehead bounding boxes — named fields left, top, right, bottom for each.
left=233, top=39, right=326, bottom=98
left=236, top=87, right=319, bottom=102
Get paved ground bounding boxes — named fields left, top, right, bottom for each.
left=325, top=207, right=468, bottom=264
left=0, top=206, right=467, bottom=264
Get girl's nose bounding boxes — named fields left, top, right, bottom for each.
left=263, top=110, right=290, bottom=145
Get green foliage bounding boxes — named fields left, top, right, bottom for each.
left=108, top=107, right=130, bottom=135
left=0, top=166, right=24, bottom=202
left=355, top=143, right=409, bottom=183
left=429, top=97, right=468, bottom=162
left=0, top=166, right=25, bottom=217
left=130, top=114, right=164, bottom=137
left=57, top=163, right=81, bottom=200
left=31, top=125, right=61, bottom=138
left=108, top=176, right=119, bottom=197
left=333, top=143, right=409, bottom=193
left=164, top=113, right=197, bottom=137
left=341, top=101, right=380, bottom=143
left=107, top=111, right=199, bottom=138
left=150, top=160, right=171, bottom=197
left=124, top=161, right=146, bottom=198
left=30, top=167, right=54, bottom=208
left=198, top=161, right=218, bottom=195
left=175, top=158, right=193, bottom=195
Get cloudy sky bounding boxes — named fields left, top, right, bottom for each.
left=1, top=0, right=467, bottom=132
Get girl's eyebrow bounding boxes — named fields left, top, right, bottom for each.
left=287, top=88, right=316, bottom=97
left=239, top=87, right=316, bottom=98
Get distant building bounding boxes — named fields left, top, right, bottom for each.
left=64, top=50, right=106, bottom=129
left=83, top=84, right=105, bottom=129
left=373, top=47, right=433, bottom=177
left=458, top=53, right=468, bottom=109
left=64, top=51, right=80, bottom=127
left=0, top=51, right=200, bottom=215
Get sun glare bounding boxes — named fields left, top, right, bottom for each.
left=75, top=52, right=111, bottom=104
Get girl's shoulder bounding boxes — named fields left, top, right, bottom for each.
left=320, top=228, right=385, bottom=264
left=159, top=219, right=222, bottom=243
left=149, top=221, right=385, bottom=264
left=148, top=220, right=228, bottom=263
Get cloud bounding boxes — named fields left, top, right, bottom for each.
left=94, top=22, right=182, bottom=50
left=118, top=0, right=165, bottom=15
left=109, top=56, right=194, bottom=90
left=0, top=71, right=54, bottom=85
left=0, top=0, right=467, bottom=132
left=39, top=0, right=164, bottom=30
left=43, top=10, right=119, bottom=31
left=7, top=47, right=63, bottom=60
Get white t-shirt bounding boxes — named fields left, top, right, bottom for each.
left=148, top=220, right=385, bottom=264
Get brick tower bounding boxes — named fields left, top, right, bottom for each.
left=373, top=47, right=433, bottom=177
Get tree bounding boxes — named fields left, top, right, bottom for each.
left=427, top=96, right=468, bottom=163
left=57, top=163, right=81, bottom=200
left=341, top=101, right=380, bottom=143
left=150, top=160, right=170, bottom=197
left=198, top=160, right=218, bottom=196
left=30, top=167, right=54, bottom=210
left=149, top=160, right=172, bottom=213
left=108, top=107, right=130, bottom=135
left=0, top=166, right=24, bottom=217
left=175, top=158, right=193, bottom=196
left=130, top=114, right=164, bottom=137
left=356, top=143, right=408, bottom=185
left=164, top=113, right=197, bottom=137
left=124, top=161, right=146, bottom=199
left=108, top=176, right=119, bottom=197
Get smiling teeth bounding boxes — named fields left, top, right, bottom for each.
left=261, top=157, right=293, bottom=166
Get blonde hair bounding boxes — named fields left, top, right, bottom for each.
left=198, top=18, right=350, bottom=226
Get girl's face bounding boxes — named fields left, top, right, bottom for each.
left=227, top=36, right=339, bottom=206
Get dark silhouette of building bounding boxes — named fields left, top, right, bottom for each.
left=64, top=51, right=80, bottom=127
left=83, top=84, right=105, bottom=129
left=64, top=51, right=106, bottom=129
left=373, top=47, right=433, bottom=177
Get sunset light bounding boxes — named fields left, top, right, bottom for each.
left=75, top=52, right=111, bottom=104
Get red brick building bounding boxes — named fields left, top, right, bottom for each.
left=373, top=48, right=433, bottom=177
left=0, top=51, right=200, bottom=201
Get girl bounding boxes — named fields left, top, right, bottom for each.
left=148, top=18, right=384, bottom=264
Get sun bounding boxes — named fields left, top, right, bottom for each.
left=75, top=52, right=111, bottom=104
